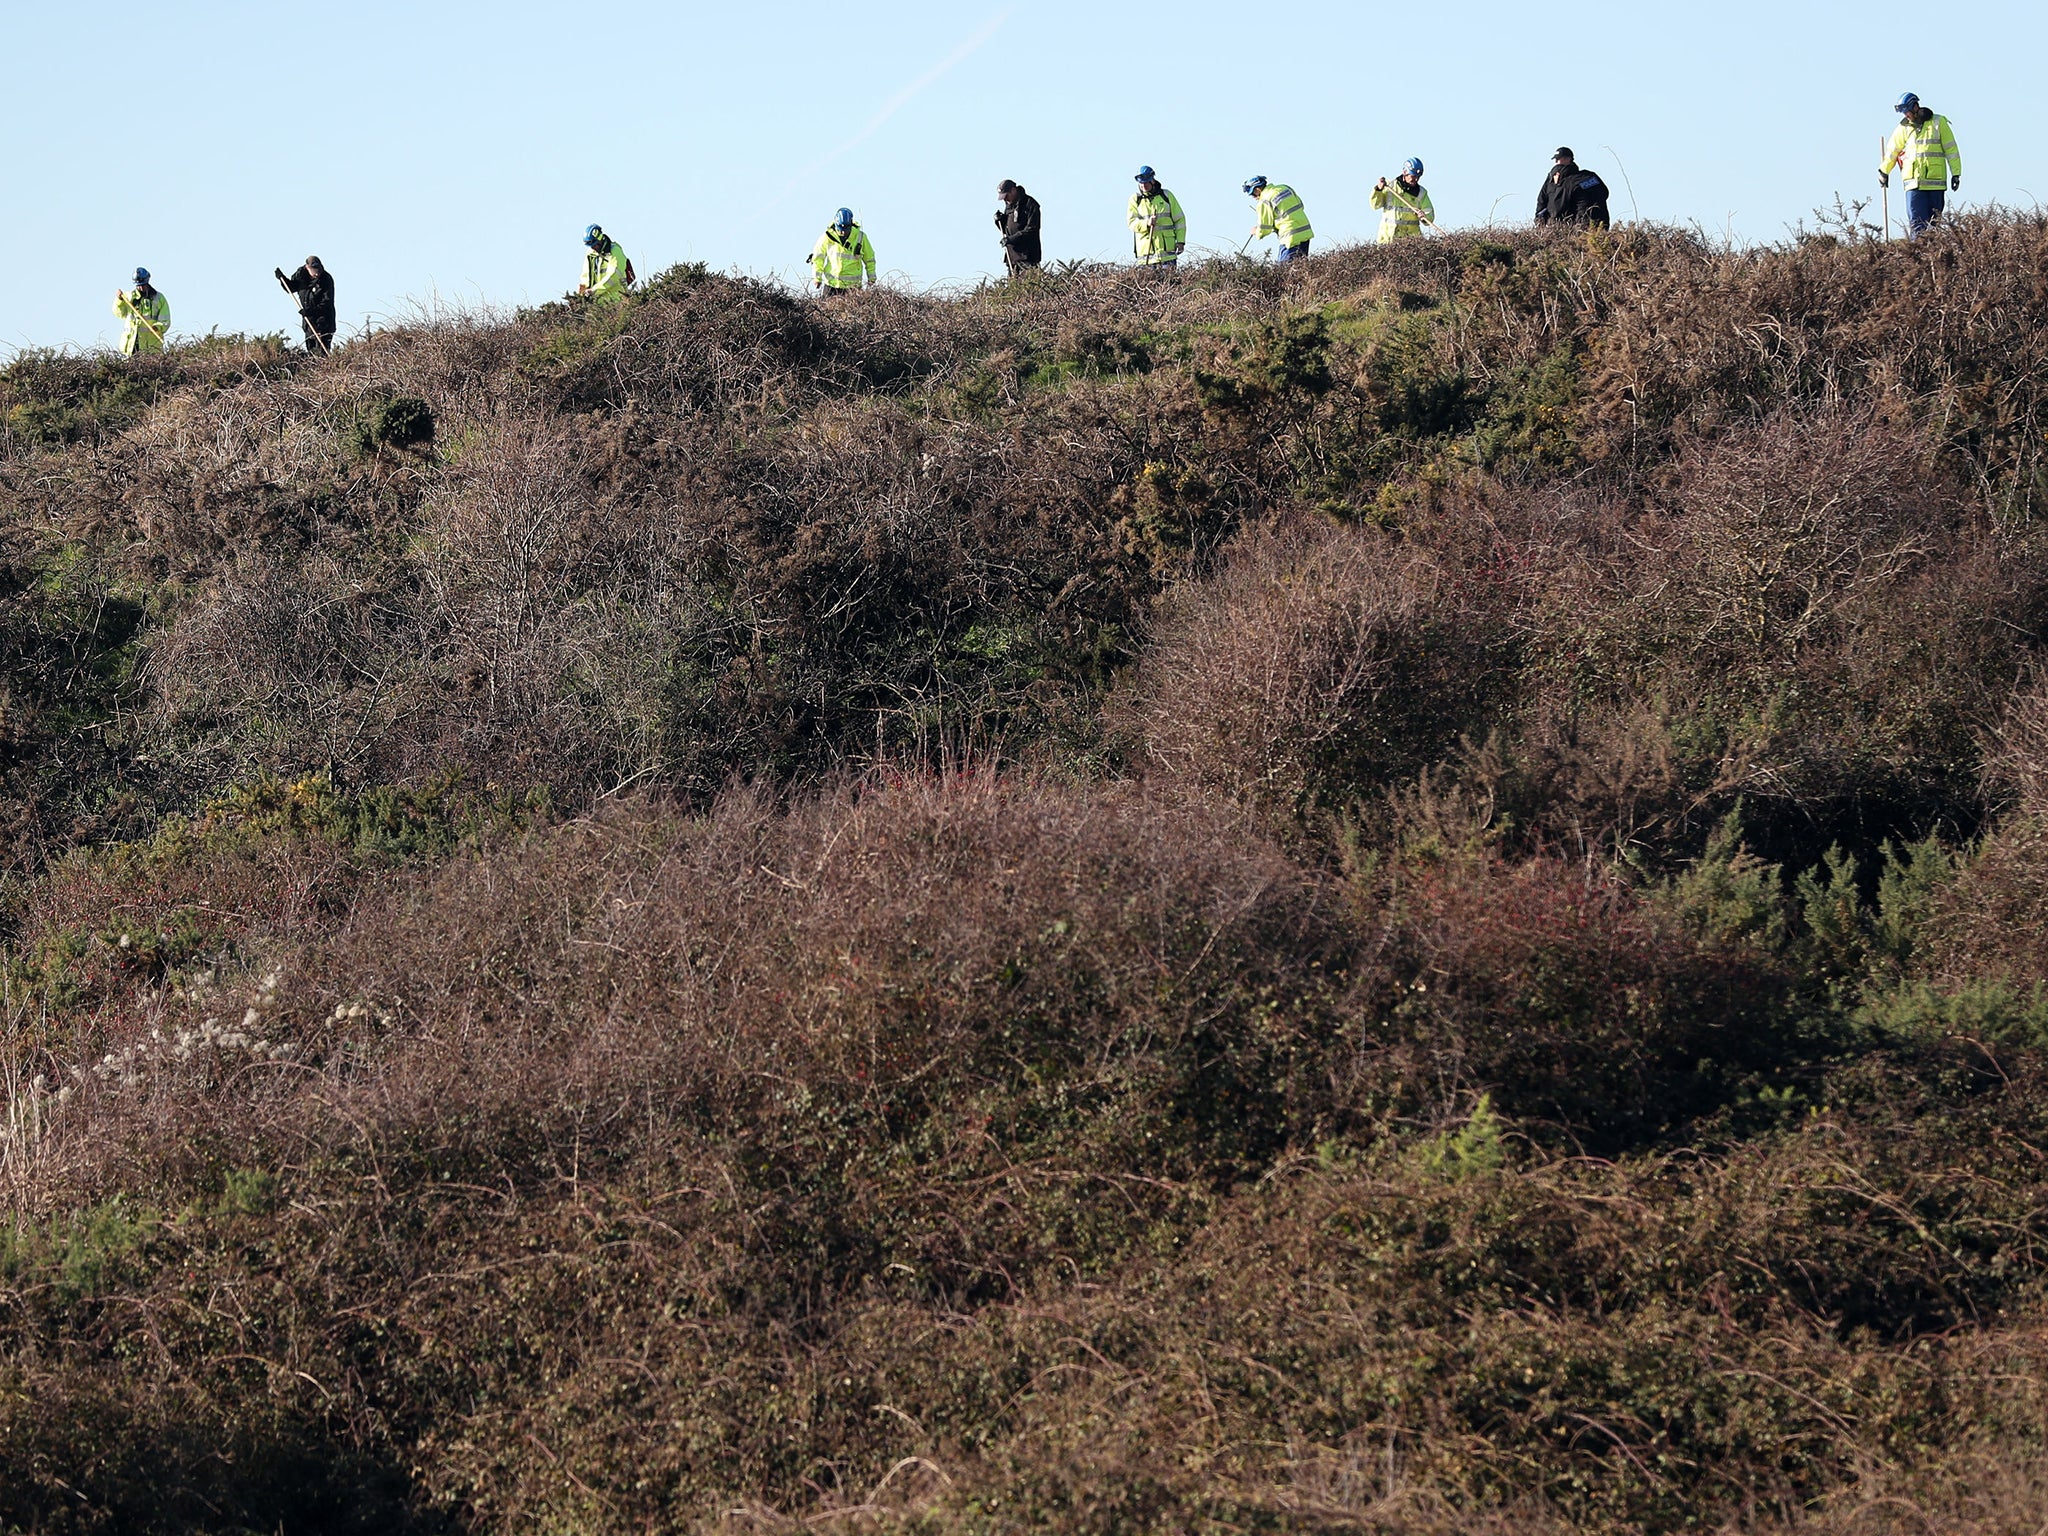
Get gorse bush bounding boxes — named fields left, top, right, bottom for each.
left=6, top=223, right=2048, bottom=1532
left=345, top=392, right=435, bottom=454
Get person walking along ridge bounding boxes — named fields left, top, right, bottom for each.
left=1370, top=159, right=1434, bottom=242
left=579, top=225, right=635, bottom=302
left=1536, top=147, right=1610, bottom=228
left=1880, top=93, right=1961, bottom=238
left=1243, top=176, right=1314, bottom=261
left=276, top=256, right=336, bottom=354
left=995, top=180, right=1042, bottom=277
left=812, top=208, right=877, bottom=294
left=1127, top=166, right=1186, bottom=269
left=113, top=269, right=169, bottom=355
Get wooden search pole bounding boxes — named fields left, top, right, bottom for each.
left=1380, top=182, right=1437, bottom=235
left=1880, top=135, right=1891, bottom=240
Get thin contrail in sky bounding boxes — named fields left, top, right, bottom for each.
left=755, top=8, right=1013, bottom=222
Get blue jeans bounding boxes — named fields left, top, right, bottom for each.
left=1276, top=240, right=1310, bottom=263
left=1906, top=188, right=1946, bottom=237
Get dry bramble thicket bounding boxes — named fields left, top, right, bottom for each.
left=5, top=216, right=2048, bottom=1533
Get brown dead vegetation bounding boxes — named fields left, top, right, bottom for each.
left=6, top=222, right=2048, bottom=1532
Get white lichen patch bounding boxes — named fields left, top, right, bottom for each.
left=90, top=968, right=304, bottom=1091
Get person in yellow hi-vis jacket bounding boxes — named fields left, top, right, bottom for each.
left=1243, top=176, right=1314, bottom=261
left=113, top=268, right=170, bottom=355
left=578, top=225, right=635, bottom=302
left=1879, top=93, right=1961, bottom=238
left=1127, top=166, right=1186, bottom=269
left=811, top=209, right=877, bottom=295
left=1370, top=160, right=1436, bottom=243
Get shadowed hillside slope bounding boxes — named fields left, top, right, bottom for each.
left=5, top=221, right=2048, bottom=1532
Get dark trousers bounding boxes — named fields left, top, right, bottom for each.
left=1275, top=241, right=1310, bottom=263
left=1005, top=252, right=1040, bottom=278
left=1907, top=188, right=1946, bottom=237
left=301, top=317, right=335, bottom=354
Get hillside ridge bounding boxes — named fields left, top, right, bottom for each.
left=4, top=223, right=2048, bottom=1532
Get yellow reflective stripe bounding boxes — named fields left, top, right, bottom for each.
left=1897, top=118, right=1960, bottom=178
left=1381, top=186, right=1430, bottom=226
left=1267, top=186, right=1312, bottom=241
left=1132, top=193, right=1184, bottom=256
left=815, top=230, right=872, bottom=284
left=585, top=247, right=630, bottom=293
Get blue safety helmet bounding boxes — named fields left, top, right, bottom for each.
left=584, top=224, right=604, bottom=247
left=833, top=207, right=854, bottom=230
left=1895, top=92, right=1920, bottom=113
left=133, top=267, right=150, bottom=284
left=1403, top=157, right=1425, bottom=178
left=1242, top=175, right=1267, bottom=196
left=1134, top=165, right=1156, bottom=182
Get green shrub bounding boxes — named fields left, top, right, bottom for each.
left=345, top=392, right=435, bottom=454
left=1857, top=976, right=2048, bottom=1046
left=1420, top=1092, right=1507, bottom=1179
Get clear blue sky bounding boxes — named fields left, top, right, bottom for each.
left=3, top=0, right=2041, bottom=353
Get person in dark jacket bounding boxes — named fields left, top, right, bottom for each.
left=995, top=179, right=1042, bottom=276
left=275, top=256, right=336, bottom=353
left=1535, top=148, right=1611, bottom=229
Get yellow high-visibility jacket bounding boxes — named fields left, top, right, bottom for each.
left=1127, top=187, right=1187, bottom=264
left=1880, top=115, right=1962, bottom=191
left=1253, top=183, right=1314, bottom=248
left=811, top=224, right=877, bottom=289
left=1369, top=180, right=1435, bottom=242
left=113, top=287, right=170, bottom=355
left=582, top=241, right=634, bottom=302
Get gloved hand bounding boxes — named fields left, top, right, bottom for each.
left=1951, top=175, right=1961, bottom=191
left=1878, top=171, right=1889, bottom=189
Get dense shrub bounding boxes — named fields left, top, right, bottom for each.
left=10, top=224, right=2048, bottom=1532
left=1360, top=848, right=1790, bottom=1146
left=5, top=779, right=2047, bottom=1533
left=1920, top=685, right=2048, bottom=986
left=1114, top=515, right=1509, bottom=823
